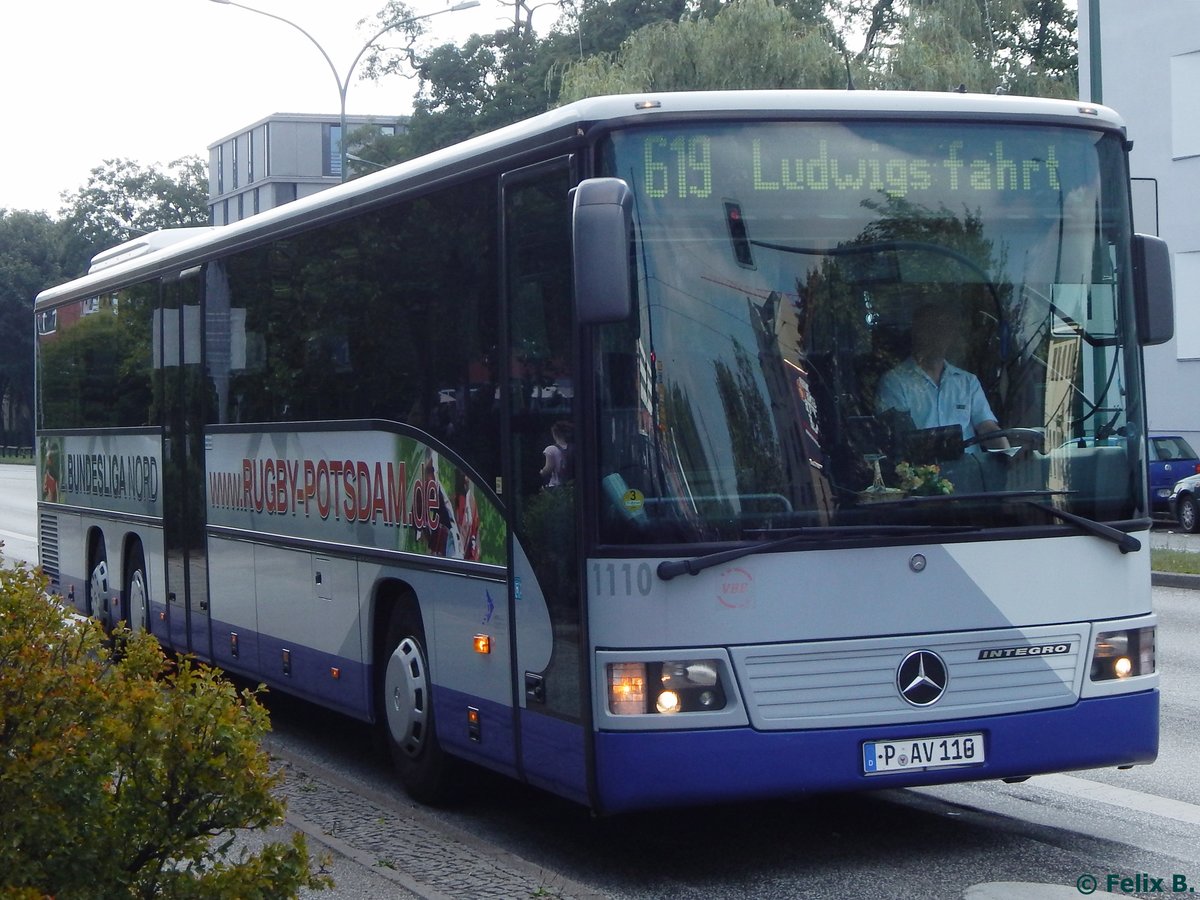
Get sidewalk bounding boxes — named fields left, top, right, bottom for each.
left=257, top=746, right=607, bottom=900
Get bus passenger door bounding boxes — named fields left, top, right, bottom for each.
left=502, top=159, right=589, bottom=805
left=161, top=270, right=211, bottom=658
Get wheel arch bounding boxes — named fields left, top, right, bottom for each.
left=86, top=525, right=107, bottom=562
left=120, top=532, right=147, bottom=587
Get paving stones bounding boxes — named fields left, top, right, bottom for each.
left=270, top=757, right=605, bottom=900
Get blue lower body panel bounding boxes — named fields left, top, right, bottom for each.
left=434, top=689, right=591, bottom=806
left=435, top=687, right=518, bottom=779
left=593, top=691, right=1158, bottom=814
left=519, top=709, right=590, bottom=806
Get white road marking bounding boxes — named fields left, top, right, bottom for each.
left=1032, top=772, right=1200, bottom=827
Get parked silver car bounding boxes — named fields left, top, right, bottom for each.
left=1168, top=472, right=1200, bottom=533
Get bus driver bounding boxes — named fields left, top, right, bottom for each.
left=876, top=302, right=1009, bottom=452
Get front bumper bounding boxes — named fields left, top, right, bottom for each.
left=593, top=690, right=1158, bottom=814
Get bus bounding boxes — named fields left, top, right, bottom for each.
left=34, top=90, right=1172, bottom=814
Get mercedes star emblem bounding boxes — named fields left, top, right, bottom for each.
left=896, top=649, right=948, bottom=706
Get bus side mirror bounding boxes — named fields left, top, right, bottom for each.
left=572, top=178, right=633, bottom=325
left=1133, top=233, right=1174, bottom=346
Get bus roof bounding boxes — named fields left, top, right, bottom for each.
left=35, top=89, right=1124, bottom=311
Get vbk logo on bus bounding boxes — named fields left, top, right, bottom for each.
left=717, top=567, right=754, bottom=608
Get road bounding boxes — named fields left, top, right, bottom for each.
left=4, top=462, right=1200, bottom=898
left=0, top=462, right=36, bottom=566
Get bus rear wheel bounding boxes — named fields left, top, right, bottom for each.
left=87, top=535, right=110, bottom=624
left=380, top=604, right=457, bottom=804
left=123, top=544, right=149, bottom=633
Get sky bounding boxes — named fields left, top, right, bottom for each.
left=1, top=0, right=528, bottom=215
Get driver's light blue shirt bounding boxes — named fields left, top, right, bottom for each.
left=876, top=358, right=997, bottom=445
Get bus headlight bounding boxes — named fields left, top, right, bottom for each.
left=607, top=659, right=727, bottom=714
left=1090, top=627, right=1155, bottom=681
left=655, top=690, right=681, bottom=714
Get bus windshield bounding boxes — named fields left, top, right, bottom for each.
left=595, top=120, right=1143, bottom=545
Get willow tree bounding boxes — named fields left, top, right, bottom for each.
left=561, top=0, right=1076, bottom=101
left=862, top=0, right=1077, bottom=96
left=560, top=0, right=848, bottom=100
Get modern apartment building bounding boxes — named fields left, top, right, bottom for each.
left=1079, top=1, right=1200, bottom=446
left=207, top=113, right=406, bottom=225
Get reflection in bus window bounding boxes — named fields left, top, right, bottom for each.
left=596, top=122, right=1142, bottom=543
left=204, top=177, right=501, bottom=486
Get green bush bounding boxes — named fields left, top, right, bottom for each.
left=0, top=551, right=331, bottom=899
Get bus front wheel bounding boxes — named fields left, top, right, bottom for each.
left=380, top=605, right=456, bottom=803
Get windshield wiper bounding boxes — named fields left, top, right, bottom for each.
left=656, top=524, right=980, bottom=581
left=1023, top=501, right=1141, bottom=554
left=889, top=490, right=1141, bottom=554
left=656, top=494, right=1142, bottom=581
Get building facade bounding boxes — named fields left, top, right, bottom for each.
left=1079, top=0, right=1200, bottom=447
left=207, top=113, right=406, bottom=225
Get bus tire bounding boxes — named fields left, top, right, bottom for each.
left=123, top=543, right=149, bottom=633
left=87, top=534, right=110, bottom=624
left=380, top=604, right=457, bottom=803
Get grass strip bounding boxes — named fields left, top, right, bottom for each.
left=1151, top=547, right=1200, bottom=575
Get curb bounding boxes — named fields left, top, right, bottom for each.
left=1152, top=571, right=1200, bottom=589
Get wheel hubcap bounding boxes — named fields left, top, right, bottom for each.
left=128, top=569, right=148, bottom=631
left=89, top=560, right=109, bottom=614
left=384, top=637, right=428, bottom=758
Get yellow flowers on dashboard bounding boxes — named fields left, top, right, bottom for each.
left=895, top=462, right=954, bottom=496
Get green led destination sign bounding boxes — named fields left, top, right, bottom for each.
left=641, top=134, right=1064, bottom=201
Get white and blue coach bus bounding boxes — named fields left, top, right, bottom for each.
left=34, top=91, right=1172, bottom=814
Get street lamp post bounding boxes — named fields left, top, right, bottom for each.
left=209, top=0, right=480, bottom=181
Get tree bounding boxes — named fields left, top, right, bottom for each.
left=58, top=156, right=210, bottom=272
left=560, top=0, right=1076, bottom=99
left=358, top=0, right=1075, bottom=167
left=0, top=210, right=67, bottom=448
left=355, top=0, right=688, bottom=161
left=564, top=0, right=691, bottom=57
left=852, top=0, right=1077, bottom=95
left=0, top=556, right=331, bottom=899
left=560, top=0, right=847, bottom=99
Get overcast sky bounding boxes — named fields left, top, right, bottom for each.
left=1, top=0, right=520, bottom=215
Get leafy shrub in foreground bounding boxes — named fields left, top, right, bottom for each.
left=0, top=553, right=331, bottom=899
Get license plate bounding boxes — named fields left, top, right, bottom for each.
left=862, top=732, right=985, bottom=775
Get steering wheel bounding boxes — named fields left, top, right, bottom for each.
left=962, top=427, right=1045, bottom=451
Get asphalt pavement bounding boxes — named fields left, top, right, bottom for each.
left=1150, top=522, right=1200, bottom=553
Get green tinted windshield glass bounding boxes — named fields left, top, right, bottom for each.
left=594, top=121, right=1143, bottom=544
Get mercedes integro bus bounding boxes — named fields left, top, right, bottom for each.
left=35, top=91, right=1172, bottom=813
